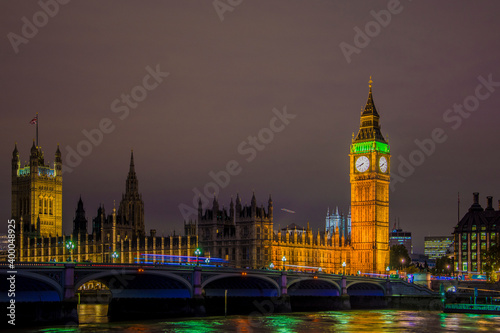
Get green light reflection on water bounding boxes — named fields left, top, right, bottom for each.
left=165, top=318, right=223, bottom=333
left=265, top=314, right=303, bottom=333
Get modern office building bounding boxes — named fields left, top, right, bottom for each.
left=389, top=227, right=413, bottom=254
left=424, top=236, right=453, bottom=259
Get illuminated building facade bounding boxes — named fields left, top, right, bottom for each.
left=196, top=79, right=390, bottom=274
left=349, top=78, right=391, bottom=273
left=11, top=142, right=63, bottom=238
left=453, top=192, right=500, bottom=275
left=424, top=236, right=453, bottom=259
left=389, top=228, right=413, bottom=254
left=15, top=151, right=195, bottom=263
left=14, top=79, right=390, bottom=274
left=196, top=193, right=274, bottom=269
left=195, top=194, right=352, bottom=273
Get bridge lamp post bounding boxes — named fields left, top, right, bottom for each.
left=270, top=263, right=274, bottom=270
left=342, top=261, right=346, bottom=276
left=194, top=248, right=201, bottom=266
left=66, top=240, right=75, bottom=262
left=205, top=258, right=210, bottom=265
left=401, top=258, right=405, bottom=270
left=386, top=266, right=390, bottom=281
left=282, top=256, right=286, bottom=271
left=112, top=251, right=119, bottom=263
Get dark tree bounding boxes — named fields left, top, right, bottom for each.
left=390, top=245, right=411, bottom=270
left=433, top=256, right=454, bottom=275
left=484, top=244, right=500, bottom=282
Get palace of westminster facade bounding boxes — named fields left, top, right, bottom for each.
left=12, top=80, right=391, bottom=274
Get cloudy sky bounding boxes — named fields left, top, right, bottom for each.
left=1, top=1, right=499, bottom=253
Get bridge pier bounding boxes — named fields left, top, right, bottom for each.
left=63, top=263, right=76, bottom=300
left=193, top=266, right=202, bottom=298
left=191, top=266, right=206, bottom=316
left=340, top=275, right=351, bottom=310
left=280, top=271, right=287, bottom=295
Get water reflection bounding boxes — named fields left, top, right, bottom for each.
left=15, top=306, right=500, bottom=332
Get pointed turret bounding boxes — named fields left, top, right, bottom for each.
left=250, top=192, right=257, bottom=217
left=212, top=194, right=219, bottom=218
left=129, top=149, right=135, bottom=173
left=73, top=196, right=88, bottom=236
left=268, top=194, right=273, bottom=219
left=230, top=197, right=234, bottom=218
left=31, top=139, right=37, bottom=154
left=235, top=193, right=242, bottom=217
left=12, top=143, right=20, bottom=178
left=353, top=77, right=386, bottom=144
left=362, top=76, right=379, bottom=117
left=125, top=150, right=137, bottom=191
left=118, top=151, right=145, bottom=238
left=54, top=144, right=62, bottom=176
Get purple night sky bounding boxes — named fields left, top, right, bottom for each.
left=1, top=1, right=500, bottom=253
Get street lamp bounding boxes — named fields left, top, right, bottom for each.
left=111, top=251, right=119, bottom=263
left=205, top=258, right=210, bottom=264
left=401, top=258, right=405, bottom=270
left=270, top=263, right=275, bottom=269
left=318, top=267, right=322, bottom=273
left=282, top=255, right=286, bottom=271
left=194, top=248, right=201, bottom=266
left=342, top=261, right=346, bottom=276
left=386, top=266, right=390, bottom=281
left=66, top=240, right=75, bottom=262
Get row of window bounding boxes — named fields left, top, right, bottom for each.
left=39, top=198, right=54, bottom=215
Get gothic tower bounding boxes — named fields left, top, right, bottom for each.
left=11, top=142, right=63, bottom=237
left=117, top=150, right=145, bottom=238
left=349, top=78, right=390, bottom=274
left=73, top=196, right=88, bottom=236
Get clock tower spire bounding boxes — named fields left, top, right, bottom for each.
left=349, top=77, right=390, bottom=274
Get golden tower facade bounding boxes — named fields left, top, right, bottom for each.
left=349, top=78, right=390, bottom=274
left=11, top=141, right=63, bottom=238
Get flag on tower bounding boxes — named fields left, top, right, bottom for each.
left=30, top=115, right=37, bottom=125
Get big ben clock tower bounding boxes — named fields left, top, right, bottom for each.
left=349, top=77, right=390, bottom=274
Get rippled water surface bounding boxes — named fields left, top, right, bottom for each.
left=11, top=304, right=500, bottom=332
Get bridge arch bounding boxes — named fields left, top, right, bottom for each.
left=202, top=273, right=280, bottom=297
left=75, top=269, right=193, bottom=298
left=347, top=281, right=386, bottom=296
left=287, top=278, right=341, bottom=296
left=0, top=271, right=63, bottom=302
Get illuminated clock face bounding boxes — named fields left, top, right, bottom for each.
left=355, top=156, right=370, bottom=172
left=379, top=156, right=388, bottom=173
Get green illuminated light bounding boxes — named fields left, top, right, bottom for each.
left=351, top=141, right=390, bottom=154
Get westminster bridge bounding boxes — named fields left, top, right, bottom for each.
left=0, top=262, right=439, bottom=324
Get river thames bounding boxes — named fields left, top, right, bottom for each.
left=8, top=305, right=500, bottom=332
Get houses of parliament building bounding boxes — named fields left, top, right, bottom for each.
left=12, top=79, right=391, bottom=274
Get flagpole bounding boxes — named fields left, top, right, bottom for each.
left=36, top=113, right=38, bottom=147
